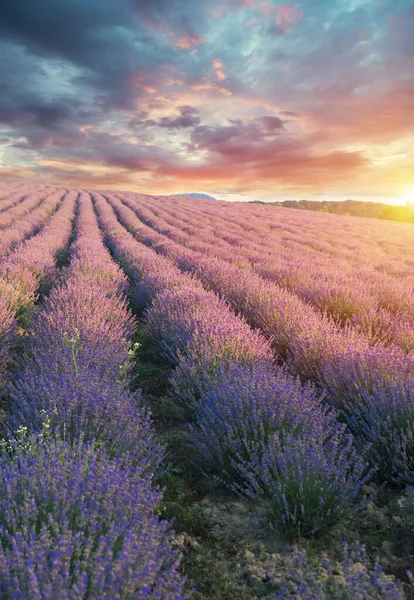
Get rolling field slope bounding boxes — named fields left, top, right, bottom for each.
left=0, top=185, right=413, bottom=599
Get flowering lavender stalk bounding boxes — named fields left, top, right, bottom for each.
left=0, top=432, right=186, bottom=599
left=277, top=543, right=408, bottom=599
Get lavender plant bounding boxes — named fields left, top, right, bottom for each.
left=244, top=432, right=370, bottom=537
left=0, top=432, right=186, bottom=599
left=8, top=357, right=164, bottom=473
left=333, top=378, right=414, bottom=484
left=191, top=360, right=330, bottom=480
left=191, top=361, right=370, bottom=537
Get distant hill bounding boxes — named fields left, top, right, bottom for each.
left=250, top=199, right=414, bottom=224
left=171, top=193, right=217, bottom=200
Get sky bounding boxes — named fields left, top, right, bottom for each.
left=0, top=0, right=413, bottom=203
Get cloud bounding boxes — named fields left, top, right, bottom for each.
left=0, top=0, right=412, bottom=198
left=213, top=59, right=226, bottom=81
left=275, top=4, right=304, bottom=34
left=158, top=105, right=201, bottom=128
left=259, top=115, right=285, bottom=130
left=190, top=115, right=285, bottom=152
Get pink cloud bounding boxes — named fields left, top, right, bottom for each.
left=174, top=34, right=208, bottom=50
left=275, top=4, right=304, bottom=33
left=213, top=59, right=227, bottom=81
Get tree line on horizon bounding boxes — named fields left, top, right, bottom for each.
left=250, top=199, right=414, bottom=223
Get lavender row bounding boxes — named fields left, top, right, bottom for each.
left=0, top=185, right=49, bottom=211
left=0, top=435, right=184, bottom=599
left=155, top=197, right=414, bottom=331
left=1, top=191, right=185, bottom=598
left=92, top=191, right=375, bottom=539
left=0, top=189, right=77, bottom=314
left=0, top=189, right=27, bottom=212
left=0, top=189, right=65, bottom=258
left=103, top=192, right=414, bottom=486
left=0, top=190, right=77, bottom=397
left=103, top=192, right=369, bottom=379
left=162, top=194, right=414, bottom=279
left=93, top=191, right=274, bottom=400
left=0, top=187, right=55, bottom=229
left=124, top=194, right=414, bottom=350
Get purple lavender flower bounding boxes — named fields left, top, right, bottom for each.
left=0, top=434, right=186, bottom=599
left=341, top=379, right=414, bottom=484
left=191, top=361, right=370, bottom=537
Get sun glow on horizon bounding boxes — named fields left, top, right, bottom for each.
left=400, top=188, right=414, bottom=206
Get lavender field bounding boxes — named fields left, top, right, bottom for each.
left=0, top=185, right=413, bottom=599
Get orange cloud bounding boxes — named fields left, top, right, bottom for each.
left=213, top=59, right=227, bottom=81
left=174, top=34, right=208, bottom=50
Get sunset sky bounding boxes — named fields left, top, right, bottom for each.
left=0, top=0, right=413, bottom=203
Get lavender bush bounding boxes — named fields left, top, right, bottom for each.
left=0, top=432, right=186, bottom=599
left=336, top=379, right=414, bottom=485
left=191, top=360, right=331, bottom=481
left=9, top=358, right=164, bottom=472
left=191, top=361, right=370, bottom=537
left=245, top=432, right=370, bottom=537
